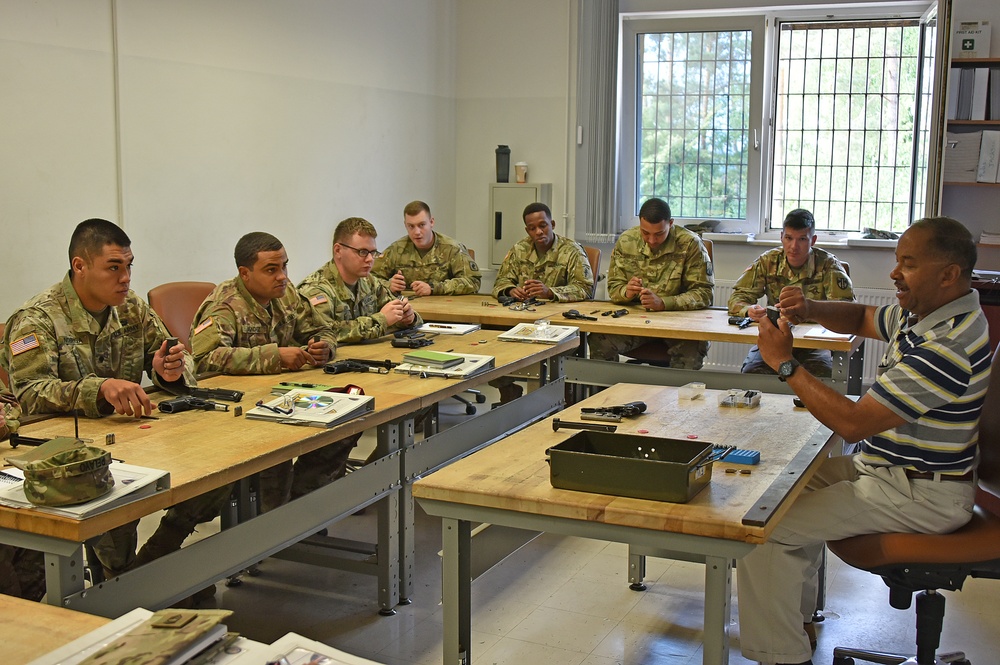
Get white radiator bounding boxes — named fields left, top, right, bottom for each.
left=707, top=281, right=895, bottom=387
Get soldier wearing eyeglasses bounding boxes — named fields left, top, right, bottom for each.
left=299, top=217, right=422, bottom=343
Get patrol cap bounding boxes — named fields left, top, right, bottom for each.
left=7, top=437, right=114, bottom=507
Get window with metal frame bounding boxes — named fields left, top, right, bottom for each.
left=615, top=5, right=945, bottom=235
left=638, top=29, right=754, bottom=220
left=770, top=18, right=925, bottom=233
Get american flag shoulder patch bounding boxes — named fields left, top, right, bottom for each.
left=10, top=333, right=40, bottom=356
left=193, top=317, right=213, bottom=335
left=310, top=294, right=328, bottom=306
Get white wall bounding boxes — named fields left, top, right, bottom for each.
left=453, top=0, right=573, bottom=267
left=2, top=0, right=992, bottom=320
left=0, top=0, right=119, bottom=314
left=0, top=0, right=459, bottom=315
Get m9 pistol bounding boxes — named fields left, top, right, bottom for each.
left=158, top=396, right=229, bottom=413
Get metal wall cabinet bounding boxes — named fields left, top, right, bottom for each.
left=489, top=183, right=552, bottom=267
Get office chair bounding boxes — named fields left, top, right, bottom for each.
left=827, top=343, right=1000, bottom=665
left=620, top=237, right=713, bottom=365
left=147, top=281, right=216, bottom=350
left=583, top=245, right=602, bottom=298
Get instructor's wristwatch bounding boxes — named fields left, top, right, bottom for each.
left=777, top=358, right=800, bottom=382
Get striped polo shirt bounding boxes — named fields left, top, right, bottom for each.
left=861, top=289, right=991, bottom=474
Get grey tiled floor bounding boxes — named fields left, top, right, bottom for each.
left=147, top=391, right=1000, bottom=665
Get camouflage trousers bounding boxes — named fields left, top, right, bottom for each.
left=0, top=544, right=45, bottom=600
left=741, top=347, right=833, bottom=378
left=588, top=333, right=709, bottom=369
left=92, top=484, right=234, bottom=575
left=259, top=433, right=361, bottom=513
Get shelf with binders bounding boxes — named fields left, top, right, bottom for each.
left=945, top=58, right=1000, bottom=186
left=947, top=57, right=1000, bottom=125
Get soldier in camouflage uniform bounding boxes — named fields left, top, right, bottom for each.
left=589, top=198, right=714, bottom=368
left=489, top=203, right=593, bottom=402
left=189, top=232, right=340, bottom=513
left=372, top=200, right=482, bottom=296
left=299, top=217, right=421, bottom=344
left=0, top=218, right=212, bottom=580
left=0, top=393, right=46, bottom=600
left=728, top=209, right=854, bottom=376
left=492, top=202, right=594, bottom=302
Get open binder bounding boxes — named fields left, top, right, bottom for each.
left=498, top=322, right=579, bottom=344
left=245, top=389, right=374, bottom=428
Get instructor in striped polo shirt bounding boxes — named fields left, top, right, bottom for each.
left=735, top=216, right=991, bottom=665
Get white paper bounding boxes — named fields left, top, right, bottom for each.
left=245, top=390, right=374, bottom=428
left=0, top=462, right=169, bottom=519
left=498, top=322, right=579, bottom=344
left=798, top=325, right=852, bottom=341
left=394, top=353, right=495, bottom=379
left=417, top=322, right=481, bottom=335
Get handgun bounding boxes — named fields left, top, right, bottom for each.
left=580, top=401, right=647, bottom=418
left=391, top=337, right=433, bottom=348
left=189, top=387, right=244, bottom=402
left=324, top=359, right=392, bottom=374
left=158, top=396, right=229, bottom=414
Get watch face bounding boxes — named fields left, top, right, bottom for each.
left=779, top=360, right=794, bottom=377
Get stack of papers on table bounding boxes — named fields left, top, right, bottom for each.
left=245, top=389, right=374, bottom=428
left=27, top=608, right=237, bottom=665
left=799, top=325, right=852, bottom=341
left=0, top=462, right=169, bottom=519
left=401, top=349, right=465, bottom=368
left=27, top=607, right=386, bottom=665
left=394, top=353, right=494, bottom=379
left=418, top=322, right=480, bottom=335
left=498, top=322, right=579, bottom=344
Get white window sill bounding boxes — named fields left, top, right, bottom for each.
left=702, top=231, right=897, bottom=250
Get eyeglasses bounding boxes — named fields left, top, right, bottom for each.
left=338, top=243, right=381, bottom=259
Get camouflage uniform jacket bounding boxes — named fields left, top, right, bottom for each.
left=727, top=246, right=855, bottom=317
left=606, top=225, right=714, bottom=309
left=0, top=391, right=19, bottom=440
left=0, top=274, right=195, bottom=418
left=189, top=277, right=337, bottom=375
left=298, top=261, right=424, bottom=344
left=371, top=232, right=482, bottom=295
left=492, top=234, right=594, bottom=302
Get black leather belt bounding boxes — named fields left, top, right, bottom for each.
left=904, top=469, right=975, bottom=482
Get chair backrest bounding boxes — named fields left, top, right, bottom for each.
left=977, top=344, right=1000, bottom=516
left=701, top=238, right=713, bottom=264
left=147, top=281, right=216, bottom=351
left=582, top=245, right=602, bottom=298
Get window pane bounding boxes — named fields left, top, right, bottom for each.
left=771, top=19, right=921, bottom=232
left=638, top=29, right=752, bottom=219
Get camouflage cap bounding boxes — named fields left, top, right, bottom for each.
left=7, top=437, right=114, bottom=507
